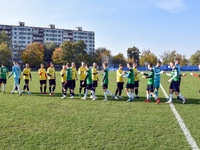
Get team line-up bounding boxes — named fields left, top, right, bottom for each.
left=0, top=58, right=199, bottom=103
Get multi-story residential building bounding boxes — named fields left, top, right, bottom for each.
left=0, top=22, right=95, bottom=60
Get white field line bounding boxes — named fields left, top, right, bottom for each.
left=160, top=84, right=200, bottom=150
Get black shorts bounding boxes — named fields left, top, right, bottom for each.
left=170, top=81, right=179, bottom=92
left=65, top=80, right=73, bottom=89
left=80, top=80, right=86, bottom=88
left=134, top=81, right=139, bottom=88
left=117, top=82, right=124, bottom=90
left=146, top=84, right=154, bottom=92
left=86, top=84, right=93, bottom=90
left=93, top=81, right=98, bottom=88
left=40, top=80, right=47, bottom=85
left=126, top=83, right=134, bottom=89
left=103, top=84, right=108, bottom=89
left=0, top=79, right=7, bottom=84
left=72, top=80, right=76, bottom=88
left=24, top=79, right=29, bottom=84
left=49, top=79, right=56, bottom=86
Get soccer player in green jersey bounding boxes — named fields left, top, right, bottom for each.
left=142, top=63, right=159, bottom=103
left=61, top=63, right=74, bottom=99
left=165, top=61, right=186, bottom=104
left=124, top=63, right=135, bottom=102
left=0, top=64, right=9, bottom=93
left=81, top=64, right=96, bottom=100
left=101, top=62, right=114, bottom=101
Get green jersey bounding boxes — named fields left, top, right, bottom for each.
left=145, top=69, right=154, bottom=85
left=85, top=69, right=93, bottom=84
left=1, top=66, right=9, bottom=79
left=127, top=68, right=134, bottom=84
left=103, top=68, right=109, bottom=84
left=171, top=67, right=179, bottom=82
left=66, top=68, right=72, bottom=81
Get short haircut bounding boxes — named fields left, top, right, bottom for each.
left=119, top=64, right=123, bottom=67
left=128, top=62, right=132, bottom=67
left=170, top=61, right=175, bottom=65
left=148, top=63, right=153, bottom=67
left=175, top=58, right=180, bottom=61
left=103, top=62, right=108, bottom=67
left=66, top=63, right=70, bottom=67
left=86, top=64, right=90, bottom=68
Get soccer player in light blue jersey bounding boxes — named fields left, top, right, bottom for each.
left=153, top=60, right=163, bottom=104
left=8, top=61, right=22, bottom=96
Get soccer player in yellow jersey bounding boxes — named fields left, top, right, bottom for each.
left=78, top=62, right=87, bottom=96
left=38, top=63, right=47, bottom=94
left=71, top=62, right=78, bottom=95
left=22, top=63, right=32, bottom=94
left=60, top=65, right=66, bottom=96
left=90, top=62, right=99, bottom=98
left=47, top=62, right=56, bottom=96
left=114, top=64, right=125, bottom=99
left=133, top=62, right=140, bottom=98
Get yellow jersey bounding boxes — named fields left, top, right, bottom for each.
left=47, top=67, right=55, bottom=80
left=60, top=69, right=66, bottom=83
left=134, top=68, right=139, bottom=81
left=116, top=69, right=124, bottom=82
left=78, top=66, right=86, bottom=81
left=23, top=68, right=31, bottom=80
left=38, top=68, right=47, bottom=80
left=71, top=67, right=78, bottom=80
left=92, top=67, right=98, bottom=81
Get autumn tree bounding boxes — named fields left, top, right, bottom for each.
left=52, top=47, right=63, bottom=65
left=189, top=50, right=200, bottom=65
left=127, top=46, right=140, bottom=64
left=160, top=50, right=189, bottom=66
left=139, top=50, right=157, bottom=66
left=0, top=30, right=10, bottom=45
left=95, top=47, right=112, bottom=65
left=21, top=42, right=44, bottom=67
left=0, top=42, right=12, bottom=65
left=112, top=53, right=126, bottom=66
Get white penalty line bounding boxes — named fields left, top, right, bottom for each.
left=160, top=84, right=200, bottom=150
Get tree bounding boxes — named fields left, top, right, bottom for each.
left=160, top=50, right=189, bottom=66
left=189, top=50, right=200, bottom=65
left=95, top=47, right=112, bottom=66
left=139, top=50, right=157, bottom=66
left=0, top=30, right=10, bottom=45
left=52, top=47, right=63, bottom=65
left=0, top=42, right=12, bottom=65
left=112, top=53, right=126, bottom=66
left=44, top=42, right=58, bottom=63
left=127, top=46, right=140, bottom=64
left=21, top=42, right=44, bottom=67
left=73, top=40, right=87, bottom=65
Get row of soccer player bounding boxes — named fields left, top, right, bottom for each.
left=1, top=60, right=199, bottom=103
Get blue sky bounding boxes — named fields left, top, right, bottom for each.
left=0, top=0, right=200, bottom=59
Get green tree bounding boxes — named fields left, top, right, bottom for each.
left=160, top=50, right=189, bottom=66
left=21, top=42, right=44, bottom=67
left=139, top=50, right=157, bottom=66
left=44, top=42, right=58, bottom=63
left=127, top=46, right=140, bottom=64
left=0, top=30, right=10, bottom=45
left=0, top=42, right=12, bottom=65
left=189, top=50, right=200, bottom=65
left=95, top=47, right=112, bottom=65
left=112, top=53, right=126, bottom=66
left=52, top=47, right=63, bottom=65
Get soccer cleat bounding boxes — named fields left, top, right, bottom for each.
left=156, top=99, right=161, bottom=104
left=14, top=91, right=18, bottom=94
left=70, top=96, right=74, bottom=99
left=111, top=95, right=115, bottom=99
left=103, top=98, right=108, bottom=101
left=61, top=96, right=66, bottom=99
left=165, top=100, right=172, bottom=104
left=11, top=91, right=14, bottom=94
left=118, top=96, right=123, bottom=99
left=136, top=96, right=140, bottom=98
left=127, top=98, right=133, bottom=102
left=19, top=93, right=22, bottom=96
left=182, top=98, right=186, bottom=104
left=114, top=96, right=118, bottom=99
left=92, top=97, right=96, bottom=100
left=43, top=92, right=48, bottom=94
left=145, top=99, right=150, bottom=103
left=22, top=90, right=25, bottom=93
left=90, top=95, right=93, bottom=99
left=81, top=97, right=86, bottom=100
left=28, top=91, right=31, bottom=95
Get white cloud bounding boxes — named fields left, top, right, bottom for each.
left=155, top=0, right=186, bottom=13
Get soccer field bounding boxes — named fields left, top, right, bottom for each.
left=0, top=71, right=199, bottom=150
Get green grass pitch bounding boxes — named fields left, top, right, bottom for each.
left=0, top=71, right=199, bottom=149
